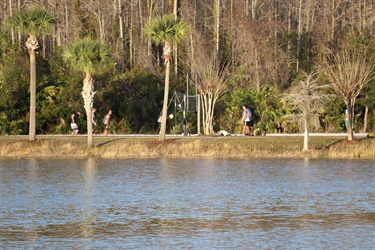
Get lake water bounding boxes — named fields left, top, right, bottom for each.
left=0, top=158, right=374, bottom=249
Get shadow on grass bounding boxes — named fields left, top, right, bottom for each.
left=96, top=138, right=180, bottom=148
left=96, top=138, right=124, bottom=148
left=322, top=137, right=372, bottom=149
left=148, top=139, right=178, bottom=145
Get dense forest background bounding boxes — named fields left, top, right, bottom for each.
left=0, top=0, right=374, bottom=135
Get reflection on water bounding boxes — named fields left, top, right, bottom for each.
left=81, top=157, right=96, bottom=239
left=0, top=158, right=374, bottom=249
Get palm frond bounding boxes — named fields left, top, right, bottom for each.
left=143, top=15, right=188, bottom=45
left=6, top=6, right=55, bottom=37
left=63, top=38, right=112, bottom=75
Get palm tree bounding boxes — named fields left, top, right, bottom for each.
left=63, top=38, right=112, bottom=147
left=144, top=15, right=188, bottom=141
left=6, top=6, right=55, bottom=141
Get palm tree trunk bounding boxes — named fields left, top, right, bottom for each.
left=159, top=60, right=170, bottom=141
left=29, top=50, right=36, bottom=141
left=82, top=74, right=95, bottom=147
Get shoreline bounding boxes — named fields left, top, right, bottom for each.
left=2, top=132, right=369, bottom=138
left=1, top=133, right=374, bottom=159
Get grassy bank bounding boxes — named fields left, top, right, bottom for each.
left=1, top=135, right=374, bottom=159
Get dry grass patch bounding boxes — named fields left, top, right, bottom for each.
left=0, top=135, right=373, bottom=159
left=327, top=138, right=375, bottom=158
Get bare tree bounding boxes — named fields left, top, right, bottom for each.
left=193, top=55, right=230, bottom=135
left=324, top=39, right=375, bottom=140
left=282, top=70, right=331, bottom=151
left=232, top=17, right=289, bottom=91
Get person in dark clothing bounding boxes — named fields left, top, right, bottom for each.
left=70, top=111, right=81, bottom=136
left=91, top=108, right=97, bottom=130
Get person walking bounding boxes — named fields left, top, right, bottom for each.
left=70, top=111, right=81, bottom=136
left=91, top=108, right=97, bottom=130
left=240, top=105, right=251, bottom=136
left=247, top=106, right=254, bottom=136
left=103, top=109, right=112, bottom=136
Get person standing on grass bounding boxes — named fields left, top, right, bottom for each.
left=344, top=109, right=349, bottom=131
left=103, top=109, right=112, bottom=136
left=240, top=105, right=251, bottom=136
left=70, top=111, right=81, bottom=136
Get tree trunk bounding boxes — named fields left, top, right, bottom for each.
left=346, top=102, right=354, bottom=141
left=159, top=42, right=172, bottom=141
left=202, top=94, right=209, bottom=135
left=118, top=0, right=124, bottom=51
left=65, top=3, right=69, bottom=40
left=245, top=0, right=249, bottom=18
left=9, top=0, right=15, bottom=44
left=147, top=0, right=152, bottom=57
left=130, top=0, right=134, bottom=67
left=29, top=49, right=36, bottom=141
left=274, top=0, right=278, bottom=68
left=362, top=105, right=368, bottom=133
left=331, top=0, right=336, bottom=40
left=201, top=93, right=217, bottom=135
left=197, top=93, right=201, bottom=135
left=209, top=95, right=216, bottom=135
left=214, top=0, right=220, bottom=58
left=230, top=0, right=235, bottom=67
left=82, top=74, right=95, bottom=147
left=173, top=0, right=178, bottom=77
left=159, top=60, right=170, bottom=141
left=251, top=0, right=257, bottom=20
left=42, top=36, right=46, bottom=59
left=201, top=95, right=206, bottom=134
left=189, top=0, right=196, bottom=72
left=296, top=0, right=302, bottom=72
left=98, top=10, right=104, bottom=42
left=303, top=114, right=309, bottom=151
left=138, top=0, right=143, bottom=38
left=287, top=0, right=291, bottom=68
left=254, top=47, right=260, bottom=91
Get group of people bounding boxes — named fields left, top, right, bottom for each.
left=240, top=105, right=254, bottom=136
left=71, top=106, right=253, bottom=136
left=70, top=109, right=112, bottom=136
left=69, top=106, right=350, bottom=137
